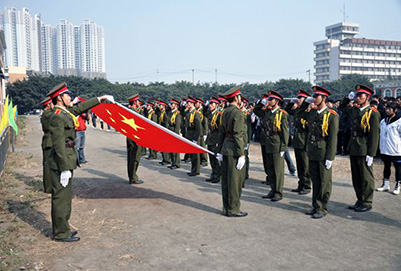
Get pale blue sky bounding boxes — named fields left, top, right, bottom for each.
left=2, top=0, right=401, bottom=84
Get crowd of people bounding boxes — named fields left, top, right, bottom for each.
left=40, top=81, right=401, bottom=242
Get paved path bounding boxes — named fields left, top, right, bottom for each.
left=20, top=115, right=401, bottom=270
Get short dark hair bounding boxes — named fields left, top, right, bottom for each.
left=226, top=96, right=236, bottom=103
left=386, top=102, right=398, bottom=110
left=129, top=101, right=135, bottom=106
left=52, top=97, right=58, bottom=105
left=370, top=100, right=378, bottom=106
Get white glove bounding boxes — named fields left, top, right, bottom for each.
left=348, top=92, right=356, bottom=100
left=261, top=99, right=268, bottom=106
left=245, top=143, right=250, bottom=151
left=325, top=160, right=333, bottom=170
left=366, top=155, right=373, bottom=167
left=203, top=135, right=207, bottom=142
left=216, top=153, right=223, bottom=163
left=305, top=97, right=314, bottom=103
left=60, top=170, right=72, bottom=187
left=290, top=98, right=298, bottom=103
left=192, top=140, right=197, bottom=144
left=236, top=156, right=246, bottom=170
left=280, top=151, right=285, bottom=157
left=205, top=101, right=210, bottom=106
left=104, top=95, right=115, bottom=103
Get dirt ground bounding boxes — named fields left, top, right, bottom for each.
left=1, top=115, right=401, bottom=271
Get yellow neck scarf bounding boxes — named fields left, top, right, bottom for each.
left=361, top=109, right=373, bottom=132
left=57, top=106, right=79, bottom=129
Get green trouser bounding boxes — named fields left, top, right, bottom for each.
left=42, top=148, right=52, bottom=194
left=261, top=145, right=269, bottom=183
left=191, top=153, right=200, bottom=174
left=170, top=152, right=180, bottom=167
left=200, top=137, right=208, bottom=163
left=162, top=152, right=171, bottom=163
left=294, top=148, right=311, bottom=191
left=127, top=144, right=142, bottom=182
left=51, top=169, right=73, bottom=239
left=148, top=149, right=157, bottom=159
left=221, top=155, right=245, bottom=215
left=183, top=153, right=190, bottom=161
left=207, top=144, right=221, bottom=180
left=141, top=147, right=147, bottom=156
left=310, top=160, right=332, bottom=215
left=266, top=152, right=284, bottom=198
left=350, top=155, right=374, bottom=208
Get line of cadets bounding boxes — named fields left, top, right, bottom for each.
left=40, top=82, right=380, bottom=239
left=125, top=83, right=380, bottom=219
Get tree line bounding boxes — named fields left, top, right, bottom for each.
left=6, top=74, right=372, bottom=114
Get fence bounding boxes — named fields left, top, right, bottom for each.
left=0, top=126, right=16, bottom=179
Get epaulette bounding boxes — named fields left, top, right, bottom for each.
left=280, top=109, right=288, bottom=114
left=370, top=107, right=378, bottom=113
left=54, top=109, right=61, bottom=115
left=328, top=109, right=338, bottom=115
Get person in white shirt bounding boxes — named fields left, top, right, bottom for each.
left=377, top=102, right=401, bottom=195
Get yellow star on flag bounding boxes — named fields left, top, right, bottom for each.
left=119, top=113, right=145, bottom=131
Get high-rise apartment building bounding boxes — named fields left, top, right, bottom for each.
left=314, top=22, right=401, bottom=84
left=0, top=7, right=106, bottom=79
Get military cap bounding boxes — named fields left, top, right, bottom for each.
left=268, top=90, right=284, bottom=101
left=218, top=96, right=227, bottom=102
left=261, top=93, right=269, bottom=99
left=242, top=96, right=249, bottom=104
left=312, top=85, right=331, bottom=96
left=47, top=82, right=71, bottom=99
left=187, top=96, right=196, bottom=103
left=147, top=102, right=155, bottom=107
left=170, top=98, right=180, bottom=105
left=220, top=85, right=241, bottom=99
left=196, top=98, right=204, bottom=104
left=41, top=97, right=52, bottom=106
left=297, top=89, right=311, bottom=98
left=128, top=94, right=139, bottom=102
left=138, top=100, right=144, bottom=105
left=355, top=85, right=374, bottom=96
left=209, top=96, right=220, bottom=104
left=158, top=100, right=168, bottom=106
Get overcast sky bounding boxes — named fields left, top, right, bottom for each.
left=3, top=0, right=401, bottom=84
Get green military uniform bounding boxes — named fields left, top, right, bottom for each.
left=147, top=110, right=158, bottom=159
left=259, top=106, right=289, bottom=200
left=254, top=101, right=270, bottom=184
left=167, top=107, right=182, bottom=167
left=244, top=111, right=252, bottom=181
left=340, top=85, right=380, bottom=210
left=285, top=95, right=312, bottom=193
left=186, top=107, right=202, bottom=174
left=49, top=97, right=100, bottom=240
left=159, top=108, right=171, bottom=164
left=306, top=105, right=339, bottom=216
left=217, top=87, right=247, bottom=216
left=41, top=107, right=53, bottom=194
left=206, top=107, right=222, bottom=182
left=199, top=107, right=209, bottom=165
left=127, top=105, right=144, bottom=184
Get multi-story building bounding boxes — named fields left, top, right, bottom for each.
left=0, top=30, right=7, bottom=113
left=0, top=7, right=41, bottom=72
left=314, top=22, right=401, bottom=84
left=0, top=7, right=106, bottom=79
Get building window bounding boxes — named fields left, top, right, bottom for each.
left=396, top=88, right=401, bottom=98
left=385, top=89, right=392, bottom=97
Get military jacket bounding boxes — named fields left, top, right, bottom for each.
left=348, top=105, right=380, bottom=156
left=199, top=108, right=208, bottom=136
left=167, top=109, right=182, bottom=134
left=306, top=107, right=339, bottom=161
left=206, top=109, right=222, bottom=146
left=41, top=109, right=53, bottom=150
left=285, top=102, right=310, bottom=150
left=185, top=109, right=202, bottom=141
left=217, top=104, right=247, bottom=157
left=253, top=103, right=269, bottom=146
left=49, top=98, right=100, bottom=171
left=255, top=105, right=289, bottom=154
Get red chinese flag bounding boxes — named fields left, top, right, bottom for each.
left=91, top=102, right=210, bottom=154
